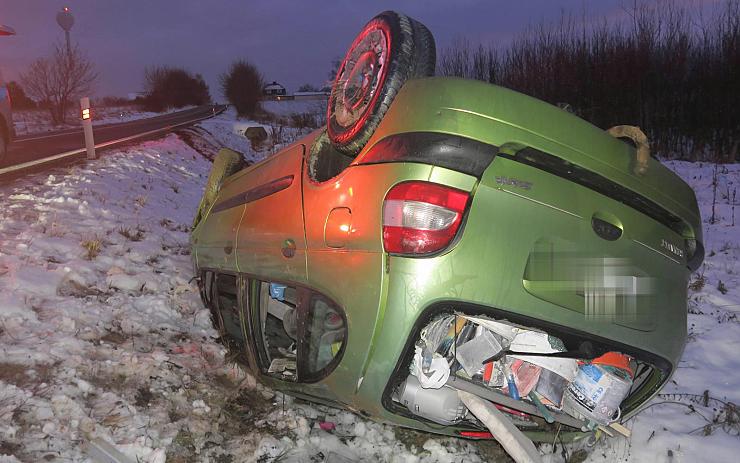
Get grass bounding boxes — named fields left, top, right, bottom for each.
left=118, top=225, right=146, bottom=242
left=689, top=274, right=707, bottom=292
left=81, top=238, right=102, bottom=260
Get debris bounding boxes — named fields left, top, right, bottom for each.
left=319, top=421, right=336, bottom=431
left=528, top=392, right=554, bottom=424
left=83, top=437, right=135, bottom=463
left=398, top=374, right=467, bottom=425
left=609, top=422, right=632, bottom=438
left=562, top=356, right=633, bottom=426
left=268, top=358, right=296, bottom=374
left=504, top=359, right=541, bottom=397
left=455, top=327, right=504, bottom=377
left=458, top=390, right=543, bottom=463
left=504, top=361, right=520, bottom=400
left=535, top=368, right=568, bottom=407
left=412, top=346, right=450, bottom=389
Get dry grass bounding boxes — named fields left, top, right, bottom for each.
left=689, top=274, right=707, bottom=292
left=118, top=225, right=146, bottom=242
left=81, top=238, right=102, bottom=260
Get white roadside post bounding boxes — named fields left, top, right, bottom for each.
left=80, top=97, right=96, bottom=159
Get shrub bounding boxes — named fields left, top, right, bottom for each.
left=6, top=81, right=37, bottom=109
left=142, top=66, right=210, bottom=112
left=439, top=1, right=740, bottom=161
left=220, top=60, right=264, bottom=116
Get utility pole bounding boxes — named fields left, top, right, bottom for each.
left=56, top=6, right=74, bottom=57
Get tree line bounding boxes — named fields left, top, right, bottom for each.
left=439, top=1, right=739, bottom=161
left=14, top=45, right=283, bottom=124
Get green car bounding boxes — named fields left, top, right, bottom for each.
left=191, top=12, right=703, bottom=444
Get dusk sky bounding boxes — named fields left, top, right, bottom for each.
left=0, top=0, right=720, bottom=99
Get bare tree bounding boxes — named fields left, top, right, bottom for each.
left=21, top=44, right=98, bottom=124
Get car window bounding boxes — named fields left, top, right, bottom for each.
left=304, top=295, right=346, bottom=377
left=256, top=280, right=299, bottom=380
left=252, top=280, right=346, bottom=382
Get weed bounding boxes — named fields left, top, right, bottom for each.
left=689, top=274, right=707, bottom=292
left=118, top=225, right=146, bottom=242
left=134, top=387, right=155, bottom=408
left=81, top=238, right=102, bottom=260
left=135, top=195, right=148, bottom=208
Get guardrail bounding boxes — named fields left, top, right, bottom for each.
left=0, top=105, right=226, bottom=178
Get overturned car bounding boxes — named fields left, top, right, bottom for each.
left=190, top=10, right=704, bottom=451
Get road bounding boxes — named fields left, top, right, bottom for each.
left=1, top=104, right=225, bottom=176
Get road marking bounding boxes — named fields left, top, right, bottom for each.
left=0, top=107, right=225, bottom=177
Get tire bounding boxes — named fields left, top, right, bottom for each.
left=327, top=11, right=436, bottom=155
left=411, top=20, right=436, bottom=77
left=192, top=148, right=244, bottom=230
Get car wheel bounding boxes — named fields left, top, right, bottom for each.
left=327, top=11, right=436, bottom=155
left=192, top=148, right=245, bottom=230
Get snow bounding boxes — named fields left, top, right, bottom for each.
left=261, top=98, right=326, bottom=117
left=1, top=111, right=738, bottom=461
left=581, top=161, right=740, bottom=463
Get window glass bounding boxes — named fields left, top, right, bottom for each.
left=305, top=296, right=346, bottom=375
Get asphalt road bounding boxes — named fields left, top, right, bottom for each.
left=1, top=104, right=225, bottom=174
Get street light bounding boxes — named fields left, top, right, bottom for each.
left=56, top=6, right=74, bottom=55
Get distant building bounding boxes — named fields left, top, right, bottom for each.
left=263, top=81, right=287, bottom=97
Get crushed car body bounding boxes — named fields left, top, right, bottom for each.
left=189, top=9, right=704, bottom=458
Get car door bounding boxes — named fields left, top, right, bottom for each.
left=234, top=143, right=307, bottom=284
left=300, top=160, right=391, bottom=402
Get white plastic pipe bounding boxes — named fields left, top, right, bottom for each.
left=458, top=390, right=543, bottom=463
left=84, top=438, right=135, bottom=463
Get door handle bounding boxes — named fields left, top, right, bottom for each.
left=281, top=239, right=296, bottom=258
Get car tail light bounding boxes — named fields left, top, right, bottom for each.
left=383, top=181, right=469, bottom=255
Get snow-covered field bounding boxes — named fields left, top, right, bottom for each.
left=12, top=106, right=195, bottom=137
left=0, top=112, right=738, bottom=462
left=261, top=99, right=326, bottom=118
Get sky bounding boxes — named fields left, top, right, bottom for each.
left=0, top=0, right=722, bottom=100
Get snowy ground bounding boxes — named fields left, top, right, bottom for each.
left=12, top=106, right=195, bottom=137
left=261, top=99, right=325, bottom=118
left=0, top=112, right=738, bottom=462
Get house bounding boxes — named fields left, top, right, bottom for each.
left=263, top=81, right=287, bottom=97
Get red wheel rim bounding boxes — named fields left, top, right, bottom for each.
left=328, top=19, right=391, bottom=145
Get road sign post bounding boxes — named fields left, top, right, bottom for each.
left=80, top=97, right=96, bottom=159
